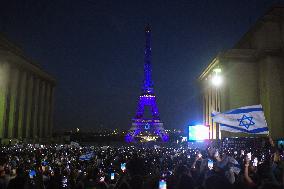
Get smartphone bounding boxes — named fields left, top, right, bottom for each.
left=62, top=176, right=68, bottom=188
left=247, top=152, right=252, bottom=161
left=100, top=177, right=105, bottom=182
left=197, top=153, right=202, bottom=158
left=111, top=173, right=115, bottom=180
left=121, top=163, right=126, bottom=172
left=253, top=157, right=258, bottom=166
left=159, top=179, right=167, bottom=189
left=208, top=159, right=213, bottom=170
left=29, top=170, right=36, bottom=178
left=41, top=161, right=48, bottom=166
left=214, top=151, right=219, bottom=158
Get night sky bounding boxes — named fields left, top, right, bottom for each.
left=0, top=0, right=279, bottom=131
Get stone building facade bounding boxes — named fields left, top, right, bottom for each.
left=198, top=7, right=284, bottom=139
left=0, top=34, right=56, bottom=143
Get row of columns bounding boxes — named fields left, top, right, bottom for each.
left=0, top=63, right=55, bottom=140
left=203, top=84, right=221, bottom=139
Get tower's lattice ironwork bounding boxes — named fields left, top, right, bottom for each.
left=125, top=26, right=168, bottom=142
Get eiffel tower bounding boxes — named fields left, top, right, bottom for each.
left=125, top=25, right=168, bottom=142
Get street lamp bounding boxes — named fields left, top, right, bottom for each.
left=211, top=68, right=222, bottom=87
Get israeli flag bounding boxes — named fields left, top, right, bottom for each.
left=212, top=105, right=268, bottom=134
left=79, top=152, right=94, bottom=161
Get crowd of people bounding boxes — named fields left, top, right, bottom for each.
left=0, top=137, right=283, bottom=189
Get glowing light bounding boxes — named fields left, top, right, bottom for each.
left=188, top=125, right=209, bottom=141
left=211, top=75, right=222, bottom=86
left=125, top=25, right=168, bottom=142
left=213, top=68, right=221, bottom=73
left=182, top=137, right=187, bottom=142
left=211, top=67, right=222, bottom=87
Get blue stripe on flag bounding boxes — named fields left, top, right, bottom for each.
left=223, top=108, right=263, bottom=115
left=220, top=124, right=268, bottom=133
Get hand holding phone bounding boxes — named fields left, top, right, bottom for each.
left=62, top=176, right=68, bottom=188
left=197, top=153, right=202, bottom=158
left=159, top=179, right=167, bottom=189
left=111, top=173, right=114, bottom=180
left=247, top=152, right=252, bottom=161
left=253, top=157, right=258, bottom=166
left=29, top=170, right=36, bottom=179
left=99, top=177, right=105, bottom=182
left=214, top=151, right=219, bottom=158
left=121, top=163, right=126, bottom=172
left=208, top=159, right=213, bottom=170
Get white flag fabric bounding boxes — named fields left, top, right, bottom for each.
left=70, top=141, right=80, bottom=148
left=212, top=105, right=268, bottom=134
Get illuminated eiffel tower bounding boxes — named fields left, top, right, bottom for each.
left=125, top=25, right=168, bottom=142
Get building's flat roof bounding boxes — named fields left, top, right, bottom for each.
left=0, top=33, right=56, bottom=84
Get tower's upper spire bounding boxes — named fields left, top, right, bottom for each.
left=143, top=24, right=153, bottom=93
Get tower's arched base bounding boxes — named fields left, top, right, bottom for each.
left=125, top=119, right=168, bottom=142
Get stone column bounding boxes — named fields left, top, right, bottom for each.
left=7, top=68, right=19, bottom=138
left=48, top=86, right=55, bottom=138
left=0, top=63, right=10, bottom=139
left=38, top=81, right=46, bottom=138
left=31, top=78, right=40, bottom=139
left=208, top=87, right=211, bottom=139
left=13, top=70, right=23, bottom=138
left=205, top=87, right=210, bottom=138
left=24, top=74, right=34, bottom=139
left=43, top=84, right=51, bottom=138
left=17, top=71, right=27, bottom=139
left=202, top=94, right=206, bottom=125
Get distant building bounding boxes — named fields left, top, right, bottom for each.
left=198, top=7, right=284, bottom=139
left=0, top=34, right=56, bottom=143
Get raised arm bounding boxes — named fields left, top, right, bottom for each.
left=243, top=156, right=256, bottom=188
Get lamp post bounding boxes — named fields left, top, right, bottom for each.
left=211, top=68, right=222, bottom=140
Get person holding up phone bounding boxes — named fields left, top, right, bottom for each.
left=207, top=159, right=214, bottom=170
left=159, top=179, right=167, bottom=189
left=244, top=154, right=257, bottom=188
left=7, top=167, right=28, bottom=189
left=191, top=152, right=202, bottom=169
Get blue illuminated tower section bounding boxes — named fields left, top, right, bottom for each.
left=126, top=26, right=168, bottom=142
left=143, top=25, right=153, bottom=93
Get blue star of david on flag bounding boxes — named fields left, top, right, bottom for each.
left=237, top=114, right=255, bottom=129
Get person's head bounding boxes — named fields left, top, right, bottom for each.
left=204, top=175, right=232, bottom=189
left=258, top=182, right=282, bottom=189
left=175, top=165, right=189, bottom=177
left=86, top=167, right=98, bottom=179
left=16, top=167, right=25, bottom=177
left=0, top=166, right=5, bottom=176
left=207, top=147, right=217, bottom=159
left=117, top=182, right=131, bottom=189
left=129, top=175, right=143, bottom=189
left=256, top=162, right=273, bottom=182
left=177, top=174, right=195, bottom=189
